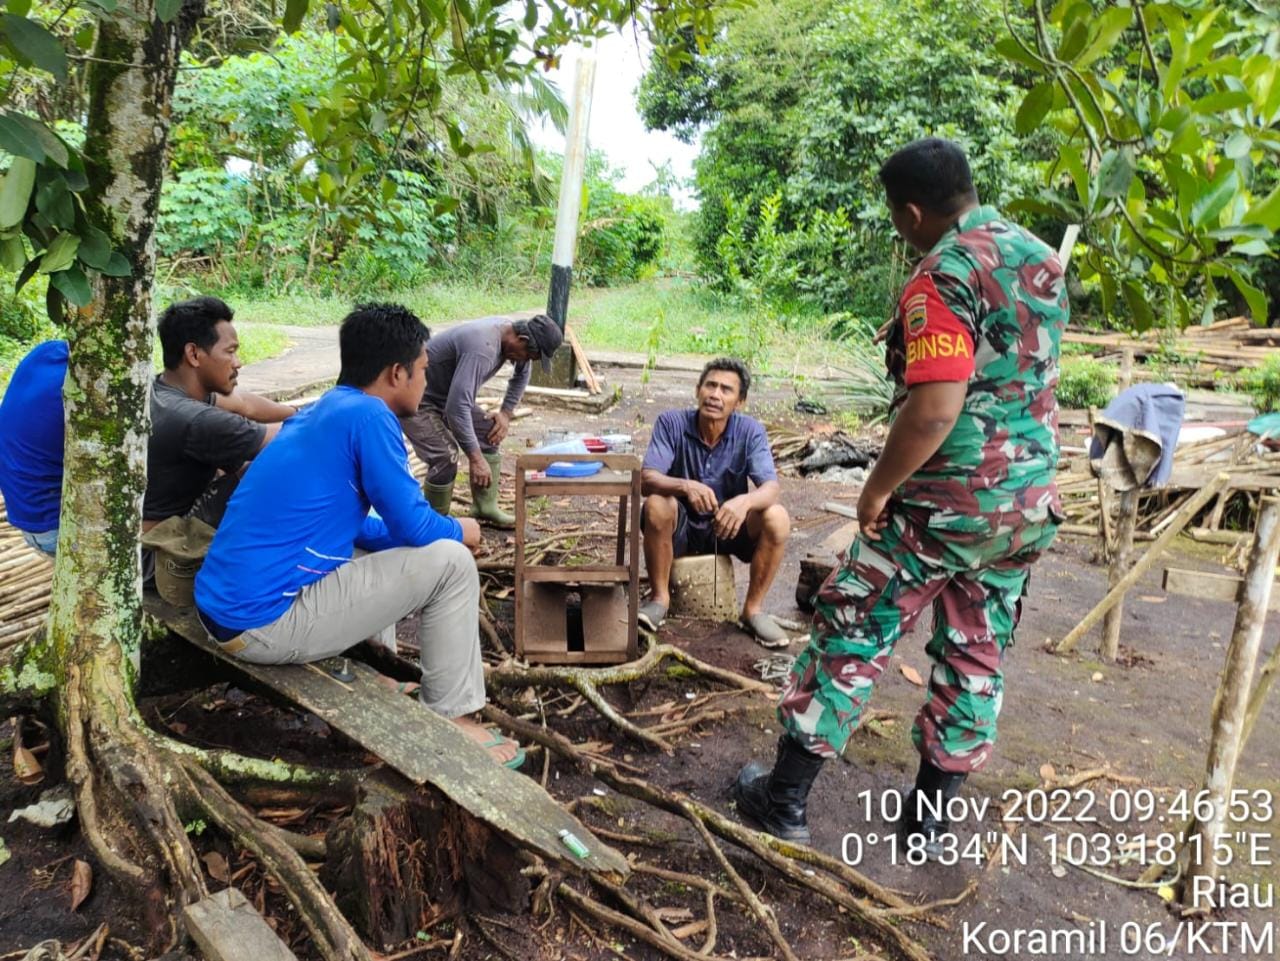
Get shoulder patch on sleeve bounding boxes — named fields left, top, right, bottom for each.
left=898, top=273, right=976, bottom=386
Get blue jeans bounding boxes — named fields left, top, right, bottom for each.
left=21, top=528, right=58, bottom=557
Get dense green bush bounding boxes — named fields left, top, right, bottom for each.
left=1057, top=356, right=1118, bottom=410
left=1239, top=355, right=1280, bottom=414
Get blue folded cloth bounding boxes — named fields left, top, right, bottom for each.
left=1089, top=384, right=1186, bottom=489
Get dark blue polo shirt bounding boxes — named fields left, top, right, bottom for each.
left=0, top=340, right=68, bottom=533
left=642, top=409, right=777, bottom=512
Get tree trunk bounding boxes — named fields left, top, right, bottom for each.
left=1182, top=496, right=1280, bottom=899
left=34, top=0, right=207, bottom=947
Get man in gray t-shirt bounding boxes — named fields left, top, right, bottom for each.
left=145, top=296, right=294, bottom=531
left=400, top=314, right=562, bottom=528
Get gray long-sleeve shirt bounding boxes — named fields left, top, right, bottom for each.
left=423, top=317, right=530, bottom=454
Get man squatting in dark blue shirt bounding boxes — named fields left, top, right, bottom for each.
left=639, top=358, right=792, bottom=647
left=195, top=303, right=522, bottom=767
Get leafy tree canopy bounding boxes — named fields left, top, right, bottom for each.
left=1000, top=0, right=1280, bottom=329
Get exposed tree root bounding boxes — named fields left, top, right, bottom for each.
left=485, top=640, right=772, bottom=753
left=482, top=704, right=938, bottom=961
left=62, top=663, right=206, bottom=949
left=175, top=757, right=371, bottom=961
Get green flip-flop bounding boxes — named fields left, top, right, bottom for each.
left=480, top=729, right=527, bottom=770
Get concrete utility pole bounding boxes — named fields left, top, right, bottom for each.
left=536, top=53, right=596, bottom=387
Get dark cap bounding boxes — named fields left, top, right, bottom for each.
left=523, top=313, right=564, bottom=373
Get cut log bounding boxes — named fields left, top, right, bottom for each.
left=183, top=887, right=298, bottom=961
left=323, top=774, right=529, bottom=951
left=145, top=594, right=629, bottom=880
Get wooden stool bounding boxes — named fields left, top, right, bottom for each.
left=514, top=453, right=641, bottom=664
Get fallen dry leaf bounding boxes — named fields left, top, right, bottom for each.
left=202, top=851, right=230, bottom=884
left=899, top=664, right=924, bottom=687
left=13, top=745, right=43, bottom=785
left=1039, top=763, right=1057, bottom=783
left=70, top=859, right=92, bottom=911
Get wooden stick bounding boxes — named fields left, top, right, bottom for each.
left=1102, top=488, right=1139, bottom=662
left=1183, top=496, right=1280, bottom=897
left=565, top=326, right=601, bottom=395
left=1056, top=474, right=1230, bottom=653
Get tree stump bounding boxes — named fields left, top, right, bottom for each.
left=323, top=775, right=529, bottom=950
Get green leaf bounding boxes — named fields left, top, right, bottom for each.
left=14, top=254, right=39, bottom=291
left=0, top=232, right=24, bottom=270
left=1222, top=267, right=1267, bottom=324
left=1243, top=185, right=1280, bottom=231
left=1190, top=166, right=1238, bottom=228
left=283, top=0, right=308, bottom=33
left=1057, top=17, right=1088, bottom=62
left=523, top=0, right=536, bottom=30
left=100, top=249, right=130, bottom=276
left=1191, top=90, right=1252, bottom=116
left=10, top=114, right=67, bottom=167
left=35, top=176, right=72, bottom=227
left=1223, top=132, right=1251, bottom=160
left=1230, top=239, right=1270, bottom=257
left=0, top=14, right=67, bottom=80
left=1096, top=149, right=1134, bottom=200
left=994, top=36, right=1044, bottom=73
left=5, top=0, right=30, bottom=15
left=100, top=251, right=131, bottom=277
left=1076, top=6, right=1131, bottom=69
left=49, top=263, right=90, bottom=306
left=380, top=177, right=397, bottom=203
left=1015, top=82, right=1055, bottom=135
left=1121, top=279, right=1155, bottom=331
left=0, top=156, right=36, bottom=228
left=154, top=0, right=181, bottom=22
left=77, top=224, right=111, bottom=269
left=39, top=230, right=79, bottom=273
left=0, top=113, right=43, bottom=161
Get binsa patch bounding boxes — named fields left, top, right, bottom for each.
left=899, top=272, right=975, bottom=385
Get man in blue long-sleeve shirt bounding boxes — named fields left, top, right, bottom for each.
left=195, top=303, right=521, bottom=766
left=400, top=313, right=563, bottom=528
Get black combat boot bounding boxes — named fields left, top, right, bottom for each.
left=731, top=735, right=826, bottom=844
left=898, top=759, right=967, bottom=861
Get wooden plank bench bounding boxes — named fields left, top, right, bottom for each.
left=1162, top=567, right=1280, bottom=612
left=144, top=593, right=629, bottom=879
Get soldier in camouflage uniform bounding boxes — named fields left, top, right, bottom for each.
left=733, top=138, right=1067, bottom=854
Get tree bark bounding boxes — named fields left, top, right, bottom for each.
left=30, top=0, right=208, bottom=947
left=1183, top=497, right=1280, bottom=898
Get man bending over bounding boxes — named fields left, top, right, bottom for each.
left=639, top=358, right=791, bottom=647
left=195, top=303, right=520, bottom=767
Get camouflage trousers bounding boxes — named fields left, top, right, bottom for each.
left=778, top=504, right=1057, bottom=773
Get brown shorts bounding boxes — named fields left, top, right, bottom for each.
left=400, top=404, right=498, bottom=484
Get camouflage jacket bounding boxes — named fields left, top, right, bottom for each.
left=884, top=205, right=1067, bottom=530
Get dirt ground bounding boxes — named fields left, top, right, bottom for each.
left=1, top=361, right=1276, bottom=961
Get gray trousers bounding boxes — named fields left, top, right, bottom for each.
left=231, top=540, right=486, bottom=718
left=400, top=404, right=497, bottom=485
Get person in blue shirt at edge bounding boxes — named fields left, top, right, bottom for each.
left=639, top=358, right=792, bottom=647
left=0, top=340, right=70, bottom=556
left=194, top=303, right=524, bottom=768
left=0, top=298, right=292, bottom=558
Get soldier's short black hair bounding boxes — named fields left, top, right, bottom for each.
left=878, top=138, right=978, bottom=216
left=697, top=357, right=751, bottom=400
left=337, top=302, right=429, bottom=388
left=157, top=296, right=234, bottom=370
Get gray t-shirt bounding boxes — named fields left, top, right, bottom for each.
left=145, top=377, right=265, bottom=521
left=422, top=318, right=530, bottom=453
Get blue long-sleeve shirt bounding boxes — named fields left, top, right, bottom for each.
left=195, top=385, right=463, bottom=631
